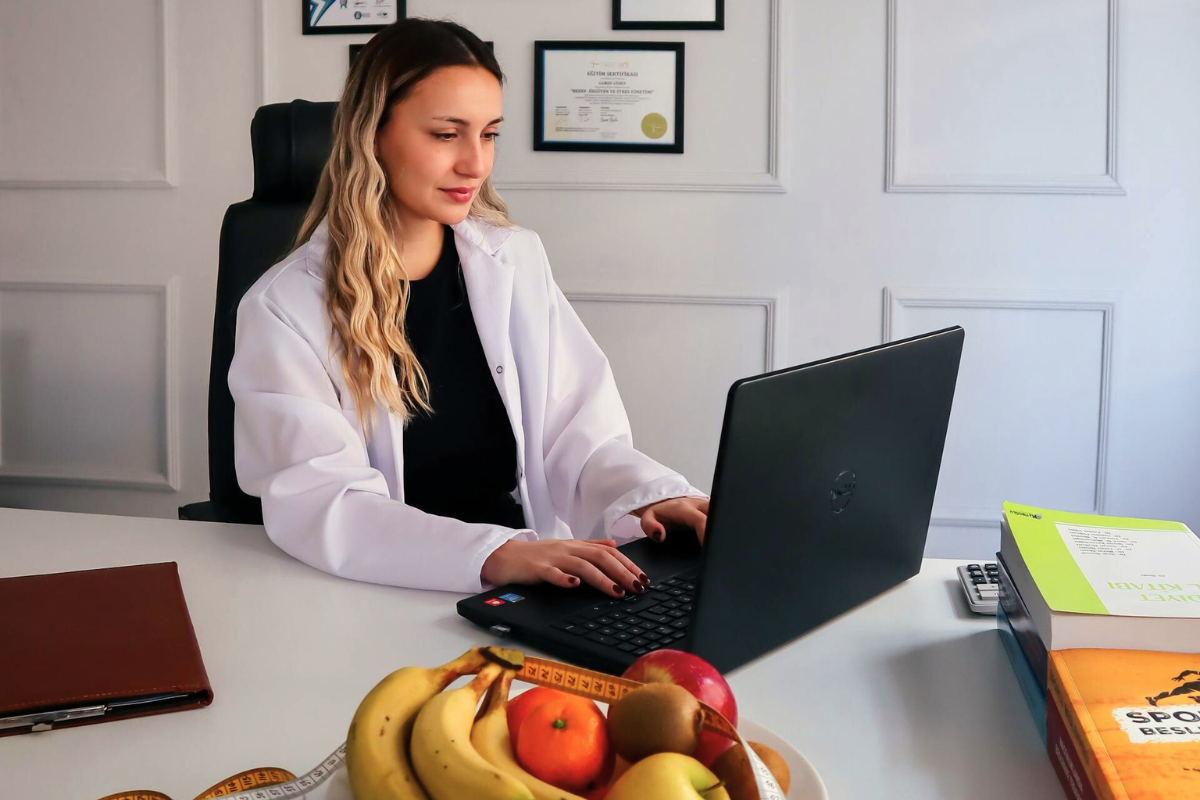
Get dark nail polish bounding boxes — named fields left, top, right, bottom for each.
left=632, top=580, right=645, bottom=593
left=639, top=573, right=650, bottom=584
left=612, top=584, right=624, bottom=596
left=652, top=530, right=664, bottom=542
left=569, top=577, right=579, bottom=585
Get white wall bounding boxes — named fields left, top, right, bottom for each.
left=1, top=0, right=1196, bottom=559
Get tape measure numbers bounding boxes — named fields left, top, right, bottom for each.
left=516, top=656, right=743, bottom=741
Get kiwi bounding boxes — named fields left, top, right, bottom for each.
left=749, top=741, right=791, bottom=795
left=712, top=741, right=791, bottom=800
left=606, top=683, right=704, bottom=763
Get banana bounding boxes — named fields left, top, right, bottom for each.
left=345, top=646, right=523, bottom=800
left=411, top=662, right=535, bottom=800
left=472, top=669, right=589, bottom=800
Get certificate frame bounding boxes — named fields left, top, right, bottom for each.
left=302, top=0, right=405, bottom=36
left=533, top=41, right=685, bottom=154
left=612, top=0, right=725, bottom=31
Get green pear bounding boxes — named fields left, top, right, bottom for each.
left=606, top=752, right=731, bottom=800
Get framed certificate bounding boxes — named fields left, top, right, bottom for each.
left=534, top=42, right=685, bottom=154
left=613, top=0, right=725, bottom=30
left=302, top=0, right=404, bottom=35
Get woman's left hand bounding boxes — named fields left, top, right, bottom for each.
left=633, top=497, right=709, bottom=545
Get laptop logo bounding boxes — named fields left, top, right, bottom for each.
left=830, top=469, right=856, bottom=513
left=499, top=592, right=525, bottom=603
left=484, top=598, right=506, bottom=606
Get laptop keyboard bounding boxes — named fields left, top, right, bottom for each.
left=550, top=570, right=699, bottom=657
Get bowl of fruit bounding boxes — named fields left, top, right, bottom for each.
left=342, top=645, right=826, bottom=800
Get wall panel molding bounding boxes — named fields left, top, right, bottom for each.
left=0, top=279, right=180, bottom=491
left=0, top=0, right=177, bottom=188
left=257, top=0, right=788, bottom=193
left=565, top=291, right=781, bottom=371
left=885, top=0, right=1121, bottom=195
left=884, top=288, right=1114, bottom=526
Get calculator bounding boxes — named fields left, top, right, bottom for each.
left=957, top=562, right=999, bottom=614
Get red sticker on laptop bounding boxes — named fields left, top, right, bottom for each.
left=484, top=598, right=506, bottom=606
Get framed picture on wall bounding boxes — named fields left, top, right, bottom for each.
left=534, top=41, right=685, bottom=154
left=303, top=0, right=405, bottom=35
left=613, top=0, right=725, bottom=31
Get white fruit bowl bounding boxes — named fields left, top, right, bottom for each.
left=237, top=715, right=826, bottom=800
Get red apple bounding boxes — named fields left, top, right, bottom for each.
left=621, top=650, right=738, bottom=767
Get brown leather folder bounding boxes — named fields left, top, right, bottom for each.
left=0, top=562, right=213, bottom=735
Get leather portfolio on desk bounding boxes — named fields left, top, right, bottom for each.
left=0, top=562, right=213, bottom=736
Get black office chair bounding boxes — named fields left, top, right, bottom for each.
left=179, top=100, right=337, bottom=523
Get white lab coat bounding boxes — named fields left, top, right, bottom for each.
left=229, top=217, right=706, bottom=593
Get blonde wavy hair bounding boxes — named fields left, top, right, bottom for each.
left=294, top=18, right=511, bottom=437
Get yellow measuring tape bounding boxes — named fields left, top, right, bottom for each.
left=95, top=766, right=296, bottom=800
left=516, top=655, right=742, bottom=741
left=97, top=652, right=776, bottom=800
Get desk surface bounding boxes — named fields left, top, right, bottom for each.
left=0, top=507, right=1062, bottom=799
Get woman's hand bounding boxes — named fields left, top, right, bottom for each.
left=481, top=538, right=649, bottom=599
left=633, top=497, right=709, bottom=544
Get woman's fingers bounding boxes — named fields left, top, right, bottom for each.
left=560, top=555, right=626, bottom=598
left=603, top=546, right=650, bottom=587
left=640, top=507, right=666, bottom=541
left=538, top=564, right=580, bottom=589
left=643, top=502, right=708, bottom=545
left=682, top=504, right=707, bottom=544
left=578, top=545, right=643, bottom=594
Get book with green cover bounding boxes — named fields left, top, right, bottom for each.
left=999, top=502, right=1200, bottom=652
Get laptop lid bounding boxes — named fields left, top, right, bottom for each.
left=687, top=326, right=964, bottom=672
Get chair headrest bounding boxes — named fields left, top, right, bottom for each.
left=251, top=100, right=337, bottom=202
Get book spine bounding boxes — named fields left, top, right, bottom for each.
left=997, top=603, right=1047, bottom=744
left=1047, top=688, right=1101, bottom=800
left=997, top=553, right=1049, bottom=688
left=1047, top=653, right=1128, bottom=800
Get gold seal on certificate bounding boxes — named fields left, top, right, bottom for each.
left=302, top=0, right=405, bottom=35
left=534, top=42, right=685, bottom=154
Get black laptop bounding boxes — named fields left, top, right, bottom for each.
left=458, top=326, right=965, bottom=674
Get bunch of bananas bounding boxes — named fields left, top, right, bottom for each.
left=345, top=646, right=586, bottom=800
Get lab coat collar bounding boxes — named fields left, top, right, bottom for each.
left=303, top=215, right=515, bottom=278
left=452, top=215, right=517, bottom=257
left=298, top=216, right=517, bottom=349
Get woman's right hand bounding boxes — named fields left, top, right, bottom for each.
left=480, top=538, right=649, bottom=599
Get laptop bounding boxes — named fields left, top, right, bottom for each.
left=458, top=326, right=965, bottom=674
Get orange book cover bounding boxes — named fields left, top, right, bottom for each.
left=1048, top=649, right=1200, bottom=800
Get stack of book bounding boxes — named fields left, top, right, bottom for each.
left=996, top=502, right=1200, bottom=799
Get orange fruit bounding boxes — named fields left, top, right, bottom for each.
left=507, top=686, right=567, bottom=750
left=515, top=694, right=610, bottom=792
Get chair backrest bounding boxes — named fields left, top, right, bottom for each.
left=205, top=100, right=337, bottom=523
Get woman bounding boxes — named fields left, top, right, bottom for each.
left=229, top=18, right=707, bottom=597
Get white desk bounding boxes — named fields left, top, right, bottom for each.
left=0, top=507, right=1062, bottom=799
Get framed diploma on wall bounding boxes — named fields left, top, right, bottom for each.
left=534, top=42, right=685, bottom=154
left=303, top=0, right=404, bottom=35
left=613, top=0, right=725, bottom=30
